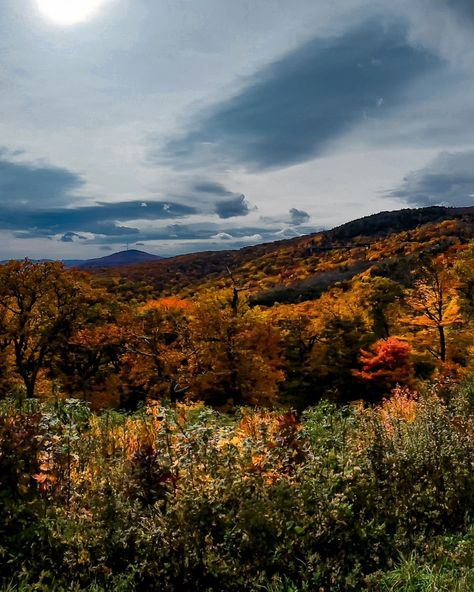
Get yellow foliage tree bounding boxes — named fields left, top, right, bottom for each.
left=185, top=290, right=284, bottom=408
left=0, top=260, right=100, bottom=398
left=404, top=256, right=462, bottom=363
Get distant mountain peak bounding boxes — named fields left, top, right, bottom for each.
left=79, top=249, right=163, bottom=269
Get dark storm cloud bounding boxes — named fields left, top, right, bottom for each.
left=160, top=19, right=440, bottom=171
left=0, top=156, right=85, bottom=206
left=2, top=200, right=197, bottom=238
left=215, top=194, right=250, bottom=218
left=387, top=150, right=474, bottom=206
left=290, top=208, right=310, bottom=225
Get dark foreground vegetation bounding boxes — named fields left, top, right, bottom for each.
left=1, top=380, right=474, bottom=591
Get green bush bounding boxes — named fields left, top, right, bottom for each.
left=1, top=386, right=473, bottom=591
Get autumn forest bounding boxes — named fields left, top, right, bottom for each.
left=3, top=206, right=474, bottom=591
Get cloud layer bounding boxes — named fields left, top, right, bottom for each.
left=0, top=156, right=271, bottom=245
left=161, top=19, right=439, bottom=171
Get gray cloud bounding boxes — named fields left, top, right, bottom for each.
left=290, top=208, right=310, bottom=225
left=83, top=223, right=284, bottom=245
left=215, top=194, right=250, bottom=218
left=160, top=18, right=439, bottom=171
left=187, top=180, right=253, bottom=218
left=60, top=232, right=87, bottom=243
left=0, top=155, right=85, bottom=206
left=387, top=149, right=474, bottom=206
left=193, top=181, right=235, bottom=196
left=3, top=200, right=197, bottom=239
left=0, top=155, right=256, bottom=242
left=440, top=0, right=474, bottom=20
left=15, top=224, right=139, bottom=240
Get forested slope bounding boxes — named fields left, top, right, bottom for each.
left=93, top=206, right=474, bottom=303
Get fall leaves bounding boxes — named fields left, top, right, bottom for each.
left=2, top=241, right=474, bottom=409
left=0, top=260, right=105, bottom=399
left=0, top=265, right=285, bottom=408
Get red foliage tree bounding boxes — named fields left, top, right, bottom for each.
left=353, top=337, right=413, bottom=397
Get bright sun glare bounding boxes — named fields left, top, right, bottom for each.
left=36, top=0, right=110, bottom=26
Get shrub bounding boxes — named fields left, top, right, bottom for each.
left=1, top=386, right=473, bottom=590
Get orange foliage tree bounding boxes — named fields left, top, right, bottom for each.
left=353, top=276, right=404, bottom=338
left=454, top=241, right=474, bottom=324
left=120, top=298, right=192, bottom=404
left=267, top=302, right=324, bottom=408
left=54, top=323, right=126, bottom=408
left=304, top=288, right=372, bottom=402
left=184, top=290, right=284, bottom=408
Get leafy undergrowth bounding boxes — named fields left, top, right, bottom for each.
left=1, top=381, right=474, bottom=591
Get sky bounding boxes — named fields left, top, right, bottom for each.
left=1, top=0, right=474, bottom=259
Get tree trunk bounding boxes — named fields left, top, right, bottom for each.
left=25, top=377, right=36, bottom=399
left=438, top=325, right=446, bottom=362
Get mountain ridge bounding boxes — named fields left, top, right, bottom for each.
left=91, top=205, right=474, bottom=302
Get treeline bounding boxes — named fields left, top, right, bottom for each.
left=2, top=241, right=474, bottom=409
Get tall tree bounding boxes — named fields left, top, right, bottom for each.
left=268, top=302, right=321, bottom=408
left=185, top=290, right=284, bottom=408
left=0, top=260, right=97, bottom=398
left=305, top=288, right=372, bottom=402
left=454, top=241, right=474, bottom=322
left=405, top=256, right=461, bottom=363
left=354, top=276, right=404, bottom=338
left=121, top=298, right=191, bottom=404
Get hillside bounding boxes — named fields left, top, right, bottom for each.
left=93, top=206, right=474, bottom=302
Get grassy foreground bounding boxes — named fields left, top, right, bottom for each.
left=1, top=382, right=474, bottom=591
